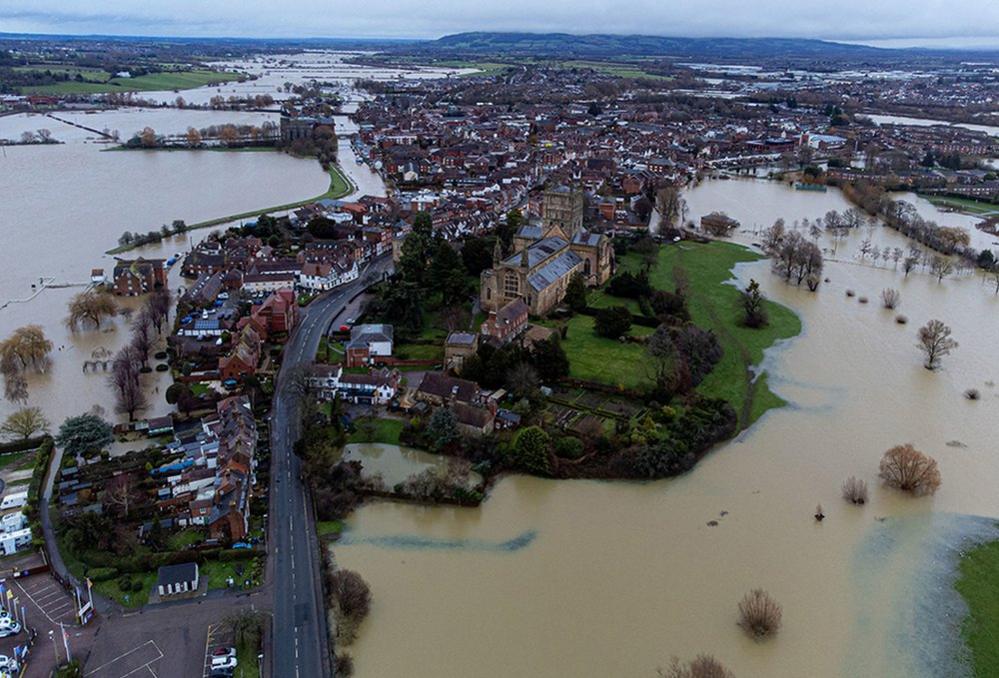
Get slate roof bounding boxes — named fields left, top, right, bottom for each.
left=527, top=250, right=583, bottom=292
left=157, top=562, right=198, bottom=587
left=502, top=236, right=568, bottom=268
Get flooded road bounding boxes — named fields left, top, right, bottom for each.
left=336, top=179, right=999, bottom=678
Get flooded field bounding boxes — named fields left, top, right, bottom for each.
left=335, top=178, right=999, bottom=678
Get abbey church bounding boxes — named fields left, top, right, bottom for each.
left=479, top=186, right=615, bottom=317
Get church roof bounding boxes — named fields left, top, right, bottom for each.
left=515, top=224, right=543, bottom=240
left=528, top=250, right=582, bottom=292
left=502, top=236, right=568, bottom=269
left=572, top=230, right=602, bottom=247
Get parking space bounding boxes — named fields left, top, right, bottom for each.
left=83, top=640, right=163, bottom=678
left=13, top=576, right=78, bottom=626
left=201, top=622, right=235, bottom=677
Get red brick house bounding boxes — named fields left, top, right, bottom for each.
left=240, top=288, right=298, bottom=342
left=112, top=258, right=167, bottom=296
left=480, top=298, right=529, bottom=344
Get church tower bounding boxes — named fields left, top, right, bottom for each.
left=541, top=186, right=584, bottom=240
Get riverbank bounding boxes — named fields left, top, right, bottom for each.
left=105, top=162, right=355, bottom=255
left=955, top=534, right=999, bottom=676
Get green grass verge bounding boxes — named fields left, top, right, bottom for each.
left=317, top=520, right=345, bottom=537
left=348, top=418, right=404, bottom=445
left=20, top=69, right=244, bottom=95
left=93, top=571, right=157, bottom=609
left=234, top=637, right=261, bottom=678
left=0, top=449, right=34, bottom=471
left=956, top=537, right=999, bottom=677
left=201, top=557, right=262, bottom=590
left=394, top=342, right=443, bottom=361
left=105, top=164, right=354, bottom=255
left=613, top=241, right=801, bottom=428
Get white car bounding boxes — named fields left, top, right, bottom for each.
left=0, top=655, right=18, bottom=672
left=211, top=647, right=236, bottom=661
left=0, top=621, right=20, bottom=638
left=211, top=655, right=237, bottom=670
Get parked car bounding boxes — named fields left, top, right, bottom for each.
left=0, top=621, right=21, bottom=638
left=211, top=655, right=237, bottom=670
left=209, top=669, right=234, bottom=678
left=0, top=654, right=18, bottom=671
left=211, top=647, right=236, bottom=660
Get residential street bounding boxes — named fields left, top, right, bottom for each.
left=268, top=255, right=392, bottom=678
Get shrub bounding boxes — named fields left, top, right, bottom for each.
left=554, top=436, right=584, bottom=460
left=658, top=655, right=734, bottom=678
left=842, top=476, right=868, bottom=505
left=606, top=271, right=652, bottom=299
left=737, top=589, right=782, bottom=639
left=594, top=306, right=633, bottom=339
left=334, top=653, right=355, bottom=677
left=328, top=569, right=371, bottom=645
left=879, top=444, right=941, bottom=496
left=881, top=288, right=901, bottom=310
left=896, top=315, right=908, bottom=325
left=845, top=289, right=855, bottom=297
left=858, top=296, right=868, bottom=304
left=87, top=567, right=119, bottom=582
left=965, top=388, right=980, bottom=400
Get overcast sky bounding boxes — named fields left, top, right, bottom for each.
left=2, top=0, right=999, bottom=45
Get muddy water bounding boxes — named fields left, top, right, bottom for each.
left=0, top=141, right=329, bottom=426
left=335, top=179, right=999, bottom=678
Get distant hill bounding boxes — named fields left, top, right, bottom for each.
left=413, top=32, right=889, bottom=59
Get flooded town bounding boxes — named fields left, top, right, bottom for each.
left=0, top=8, right=998, bottom=678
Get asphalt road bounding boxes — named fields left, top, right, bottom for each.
left=268, top=256, right=391, bottom=678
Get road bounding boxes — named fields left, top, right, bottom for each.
left=268, top=256, right=391, bottom=678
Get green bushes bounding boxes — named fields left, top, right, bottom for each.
left=87, top=567, right=119, bottom=582
left=25, top=436, right=54, bottom=525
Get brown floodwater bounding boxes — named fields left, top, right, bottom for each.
left=335, top=179, right=999, bottom=678
left=0, top=140, right=329, bottom=425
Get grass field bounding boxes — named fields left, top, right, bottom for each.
left=922, top=194, right=999, bottom=216
left=605, top=241, right=801, bottom=428
left=106, top=163, right=354, bottom=255
left=956, top=538, right=999, bottom=677
left=558, top=315, right=654, bottom=389
left=348, top=418, right=404, bottom=445
left=20, top=69, right=244, bottom=95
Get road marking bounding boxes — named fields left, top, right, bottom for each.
left=14, top=578, right=69, bottom=625
left=83, top=640, right=163, bottom=677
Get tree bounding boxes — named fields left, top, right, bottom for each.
left=917, top=319, right=957, bottom=370
left=646, top=325, right=678, bottom=396
left=397, top=213, right=435, bottom=287
left=131, top=310, right=154, bottom=367
left=530, top=336, right=569, bottom=382
left=740, top=279, right=768, bottom=328
left=425, top=408, right=459, bottom=452
left=225, top=610, right=264, bottom=650
left=460, top=237, right=495, bottom=276
left=879, top=444, right=941, bottom=496
left=633, top=237, right=660, bottom=273
left=506, top=362, right=540, bottom=399
left=328, top=569, right=371, bottom=645
left=511, top=426, right=551, bottom=475
left=594, top=306, right=632, bottom=339
left=880, top=288, right=901, bottom=310
left=109, top=345, right=147, bottom=421
left=146, top=288, right=172, bottom=334
left=1, top=325, right=53, bottom=372
left=842, top=476, right=868, bottom=505
left=737, top=589, right=782, bottom=639
left=0, top=407, right=50, bottom=440
left=185, top=127, right=202, bottom=147
left=656, top=186, right=687, bottom=232
left=139, top=126, right=157, bottom=148
left=658, top=655, right=734, bottom=678
left=564, top=272, right=588, bottom=312
left=55, top=413, right=113, bottom=457
left=66, top=291, right=117, bottom=330
left=103, top=473, right=138, bottom=518
left=930, top=256, right=954, bottom=283
left=219, top=125, right=239, bottom=146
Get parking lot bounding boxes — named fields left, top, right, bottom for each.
left=83, top=640, right=164, bottom=678
left=202, top=622, right=234, bottom=677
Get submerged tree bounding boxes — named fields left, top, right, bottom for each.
left=66, top=290, right=117, bottom=330
left=737, top=589, right=782, bottom=639
left=879, top=444, right=941, bottom=496
left=109, top=345, right=146, bottom=421
left=0, top=407, right=50, bottom=440
left=880, top=288, right=901, bottom=310
left=842, top=476, right=868, bottom=505
left=917, top=319, right=957, bottom=370
left=55, top=413, right=113, bottom=458
left=658, top=655, right=734, bottom=678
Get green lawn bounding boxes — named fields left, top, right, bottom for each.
left=201, top=557, right=262, bottom=590
left=234, top=637, right=261, bottom=678
left=317, top=520, right=345, bottom=538
left=394, top=342, right=443, bottom=361
left=21, top=69, right=244, bottom=95
left=348, top=418, right=404, bottom=445
left=93, top=571, right=157, bottom=609
left=956, top=538, right=999, bottom=677
left=587, top=288, right=641, bottom=314
left=615, top=241, right=801, bottom=428
left=166, top=528, right=203, bottom=551
left=0, top=449, right=34, bottom=471
left=558, top=315, right=654, bottom=390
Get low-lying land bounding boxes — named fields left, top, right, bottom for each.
left=955, top=539, right=999, bottom=676
left=19, top=69, right=245, bottom=95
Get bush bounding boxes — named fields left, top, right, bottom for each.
left=842, top=476, right=868, bottom=505
left=87, top=567, right=119, bottom=582
left=879, top=444, right=941, bottom=496
left=594, top=306, right=632, bottom=339
left=896, top=315, right=908, bottom=325
left=554, top=436, right=585, bottom=460
left=328, top=569, right=371, bottom=645
left=658, top=655, right=734, bottom=678
left=737, top=589, right=782, bottom=639
left=334, top=653, right=355, bottom=677
left=606, top=271, right=652, bottom=299
left=965, top=388, right=980, bottom=400
left=881, top=288, right=901, bottom=310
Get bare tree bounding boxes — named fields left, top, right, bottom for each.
left=737, top=589, right=782, bottom=639
left=109, top=345, right=146, bottom=421
left=656, top=186, right=687, bottom=231
left=0, top=407, right=50, bottom=440
left=139, top=126, right=157, bottom=147
left=103, top=473, right=137, bottom=517
left=185, top=126, right=202, bottom=147
left=842, top=476, right=868, bottom=505
left=67, top=291, right=118, bottom=330
left=506, top=362, right=540, bottom=399
left=131, top=309, right=154, bottom=367
left=327, top=569, right=371, bottom=645
left=881, top=288, right=901, bottom=310
left=658, top=655, right=734, bottom=678
left=879, top=444, right=941, bottom=496
left=146, top=288, right=172, bottom=334
left=930, top=256, right=954, bottom=283
left=917, top=319, right=957, bottom=370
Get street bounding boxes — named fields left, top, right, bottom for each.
left=268, top=256, right=391, bottom=678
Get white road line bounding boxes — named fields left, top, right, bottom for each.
left=14, top=579, right=65, bottom=625
left=83, top=640, right=163, bottom=676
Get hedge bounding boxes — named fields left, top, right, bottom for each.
left=0, top=436, right=47, bottom=455
left=87, top=567, right=119, bottom=582
left=25, top=437, right=54, bottom=525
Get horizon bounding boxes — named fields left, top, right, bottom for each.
left=2, top=1, right=999, bottom=49
left=3, top=28, right=999, bottom=52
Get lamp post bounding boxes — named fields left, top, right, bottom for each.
left=48, top=629, right=59, bottom=666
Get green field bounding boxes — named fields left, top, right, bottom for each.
left=591, top=241, right=801, bottom=428
left=348, top=418, right=404, bottom=445
left=20, top=69, right=245, bottom=95
left=923, top=194, right=999, bottom=216
left=956, top=538, right=999, bottom=677
left=558, top=315, right=654, bottom=389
